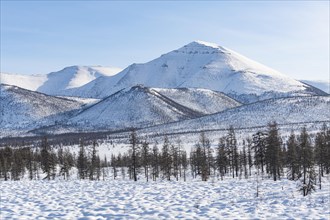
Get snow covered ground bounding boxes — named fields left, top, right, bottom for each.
left=1, top=177, right=329, bottom=219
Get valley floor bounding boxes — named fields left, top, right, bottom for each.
left=1, top=177, right=329, bottom=219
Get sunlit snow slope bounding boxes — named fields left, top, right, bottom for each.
left=1, top=72, right=47, bottom=91
left=68, top=41, right=325, bottom=102
left=1, top=65, right=122, bottom=96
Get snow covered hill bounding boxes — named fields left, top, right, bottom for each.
left=0, top=84, right=83, bottom=136
left=1, top=72, right=47, bottom=91
left=300, top=80, right=329, bottom=94
left=66, top=41, right=326, bottom=102
left=37, top=66, right=122, bottom=95
left=152, top=87, right=241, bottom=114
left=1, top=65, right=122, bottom=95
left=138, top=95, right=330, bottom=136
left=64, top=85, right=240, bottom=132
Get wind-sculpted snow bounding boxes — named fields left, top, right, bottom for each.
left=1, top=178, right=329, bottom=219
left=67, top=41, right=324, bottom=102
left=0, top=84, right=83, bottom=136
left=139, top=96, right=330, bottom=136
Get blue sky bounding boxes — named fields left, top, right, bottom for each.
left=1, top=1, right=329, bottom=81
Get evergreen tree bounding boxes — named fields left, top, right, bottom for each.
left=298, top=127, right=316, bottom=196
left=242, top=140, right=248, bottom=179
left=216, top=137, right=227, bottom=180
left=151, top=144, right=160, bottom=181
left=286, top=131, right=299, bottom=180
left=141, top=140, right=150, bottom=182
left=252, top=131, right=268, bottom=176
left=129, top=130, right=139, bottom=181
left=266, top=121, right=282, bottom=181
left=161, top=136, right=172, bottom=181
left=77, top=140, right=88, bottom=179
left=0, top=146, right=13, bottom=181
left=89, top=140, right=99, bottom=180
left=181, top=149, right=188, bottom=182
left=199, top=132, right=211, bottom=181
left=226, top=126, right=238, bottom=178
left=40, top=137, right=56, bottom=180
left=314, top=123, right=329, bottom=189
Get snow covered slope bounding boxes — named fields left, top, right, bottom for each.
left=1, top=65, right=122, bottom=95
left=300, top=80, right=329, bottom=94
left=138, top=95, right=330, bottom=136
left=154, top=87, right=241, bottom=114
left=0, top=84, right=83, bottom=136
left=66, top=85, right=234, bottom=131
left=68, top=41, right=326, bottom=102
left=1, top=72, right=47, bottom=91
left=37, top=66, right=122, bottom=95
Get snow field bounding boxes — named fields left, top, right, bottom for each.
left=1, top=177, right=329, bottom=219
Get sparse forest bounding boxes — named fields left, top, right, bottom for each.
left=1, top=122, right=329, bottom=197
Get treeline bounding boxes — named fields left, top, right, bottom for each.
left=0, top=138, right=107, bottom=181
left=0, top=122, right=329, bottom=197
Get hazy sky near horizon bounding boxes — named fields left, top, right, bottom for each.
left=1, top=1, right=329, bottom=81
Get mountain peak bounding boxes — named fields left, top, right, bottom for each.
left=191, top=40, right=220, bottom=49
left=176, top=40, right=227, bottom=54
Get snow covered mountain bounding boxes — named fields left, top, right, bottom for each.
left=63, top=85, right=240, bottom=132
left=65, top=41, right=326, bottom=102
left=1, top=65, right=122, bottom=95
left=138, top=95, right=330, bottom=136
left=300, top=80, right=329, bottom=94
left=1, top=72, right=47, bottom=91
left=0, top=84, right=83, bottom=136
left=152, top=87, right=241, bottom=114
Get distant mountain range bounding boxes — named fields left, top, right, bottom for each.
left=0, top=41, right=329, bottom=138
left=1, top=66, right=122, bottom=95
left=300, top=80, right=329, bottom=94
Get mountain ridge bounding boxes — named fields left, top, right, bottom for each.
left=1, top=65, right=122, bottom=95
left=61, top=41, right=325, bottom=102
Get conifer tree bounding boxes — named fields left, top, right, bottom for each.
left=40, top=137, right=56, bottom=180
left=89, top=140, right=99, bottom=180
left=298, top=127, right=316, bottom=196
left=252, top=131, right=268, bottom=176
left=226, top=126, right=238, bottom=178
left=141, top=140, right=150, bottom=182
left=161, top=136, right=172, bottom=181
left=129, top=130, right=139, bottom=181
left=216, top=137, right=227, bottom=180
left=286, top=131, right=299, bottom=180
left=181, top=149, right=188, bottom=182
left=77, top=140, right=88, bottom=179
left=151, top=144, right=160, bottom=181
left=266, top=121, right=282, bottom=181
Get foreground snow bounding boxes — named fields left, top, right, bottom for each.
left=1, top=177, right=329, bottom=219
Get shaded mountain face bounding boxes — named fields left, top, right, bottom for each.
left=64, top=85, right=241, bottom=132
left=0, top=84, right=83, bottom=136
left=1, top=65, right=122, bottom=96
left=65, top=41, right=326, bottom=102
